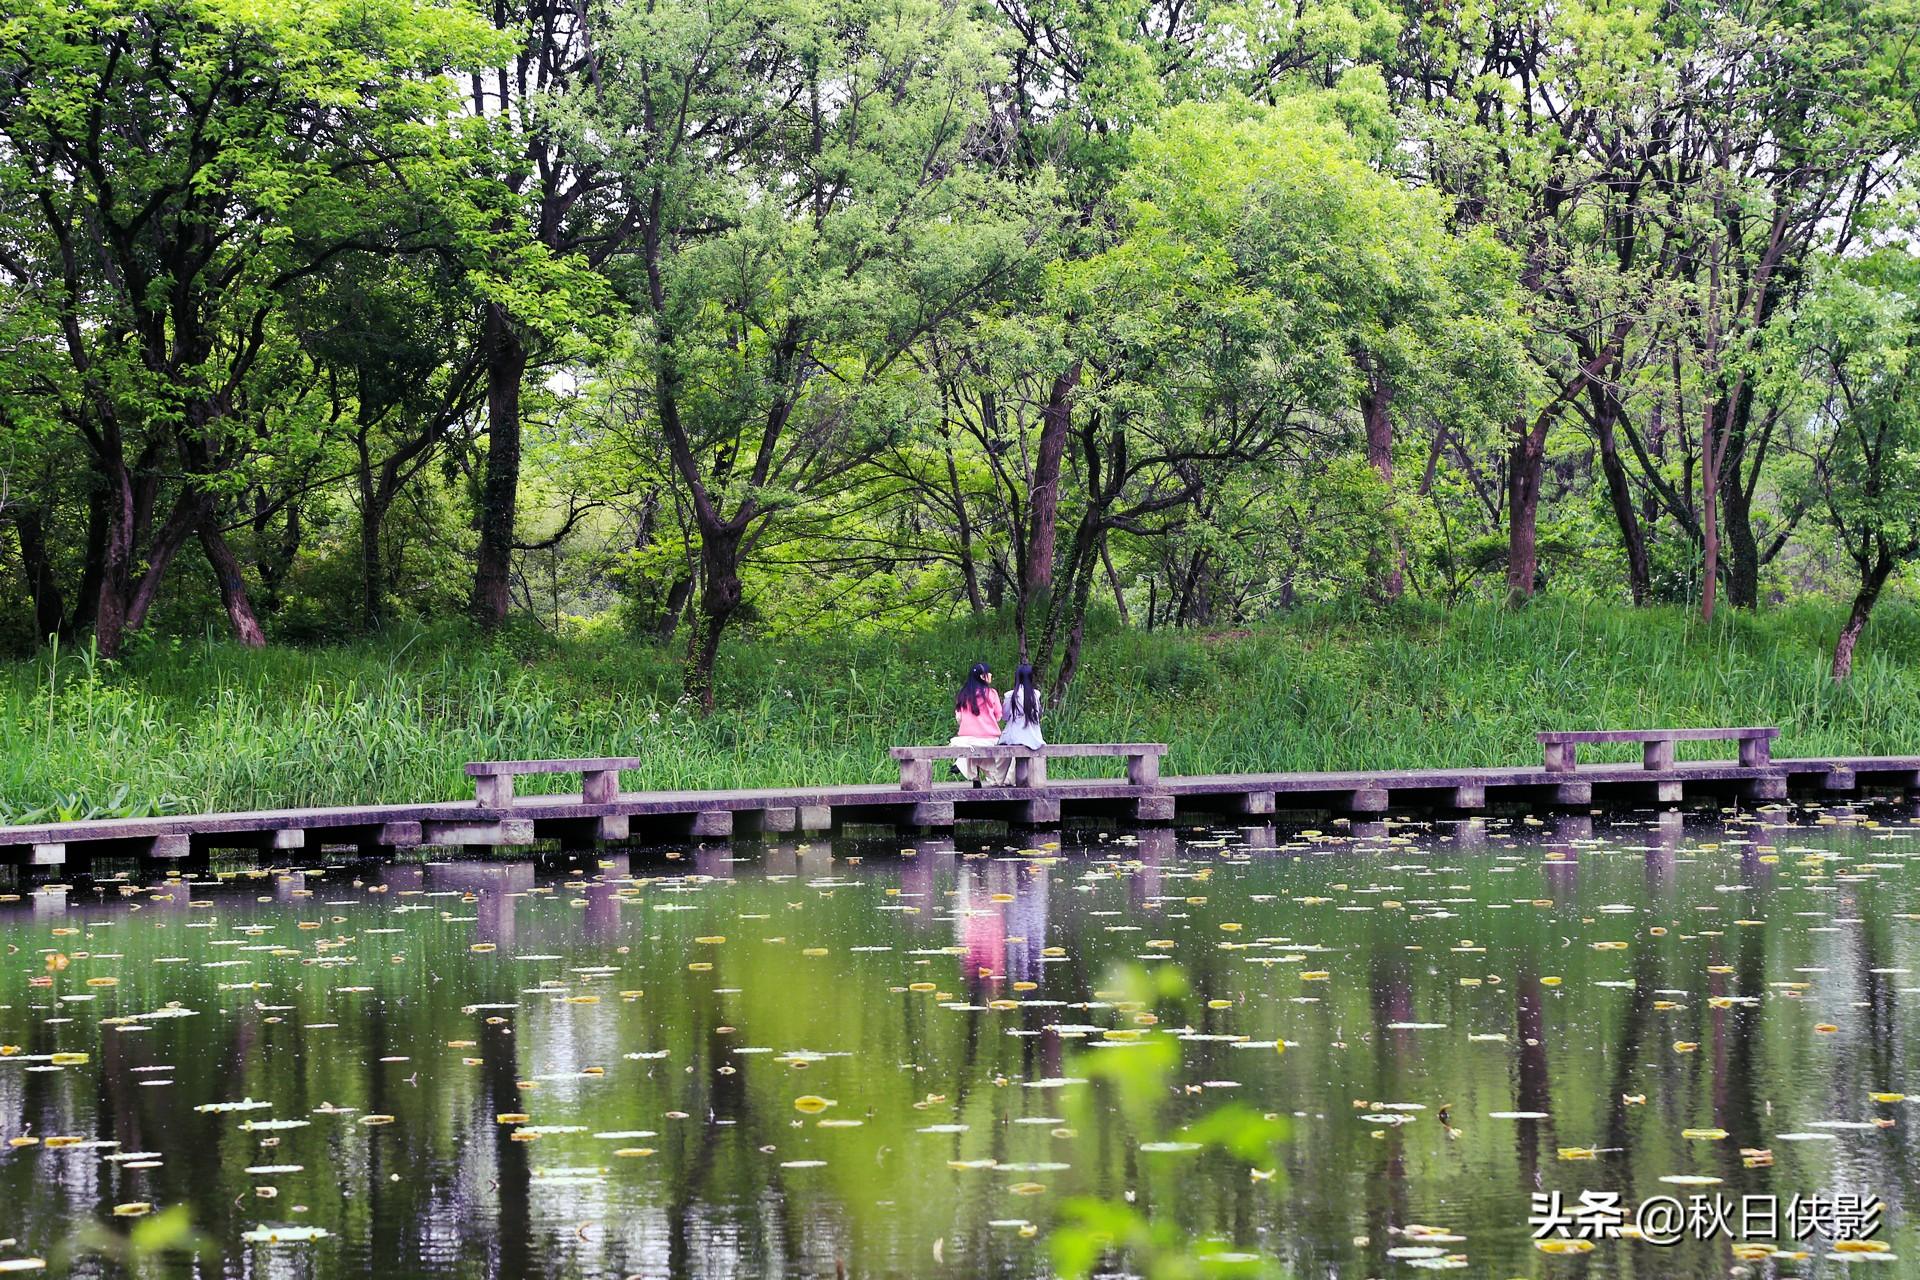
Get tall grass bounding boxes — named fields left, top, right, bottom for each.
left=1, top=599, right=1913, bottom=822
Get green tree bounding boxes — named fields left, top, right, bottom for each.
left=0, top=0, right=503, bottom=654
left=1387, top=0, right=1918, bottom=613
left=565, top=0, right=1043, bottom=708
left=1033, top=94, right=1520, bottom=691
left=460, top=0, right=623, bottom=630
left=1789, top=242, right=1920, bottom=679
left=1676, top=0, right=1918, bottom=617
left=290, top=253, right=489, bottom=630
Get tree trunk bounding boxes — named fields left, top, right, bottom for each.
left=945, top=443, right=984, bottom=614
left=1362, top=366, right=1403, bottom=600
left=1049, top=543, right=1099, bottom=706
left=1710, top=377, right=1761, bottom=610
left=13, top=510, right=66, bottom=645
left=1044, top=512, right=1102, bottom=705
left=199, top=521, right=267, bottom=647
left=1699, top=242, right=1736, bottom=624
left=1020, top=363, right=1079, bottom=650
left=250, top=489, right=298, bottom=613
left=470, top=303, right=526, bottom=628
left=1505, top=318, right=1633, bottom=608
left=1701, top=395, right=1722, bottom=624
left=1831, top=549, right=1893, bottom=682
left=1038, top=488, right=1110, bottom=697
left=92, top=457, right=140, bottom=657
left=70, top=484, right=108, bottom=636
left=685, top=521, right=744, bottom=712
left=360, top=477, right=390, bottom=631
left=1591, top=390, right=1651, bottom=605
left=1186, top=551, right=1215, bottom=626
left=121, top=493, right=201, bottom=641
left=656, top=571, right=693, bottom=642
left=1505, top=424, right=1544, bottom=606
left=1099, top=531, right=1129, bottom=625
left=1700, top=486, right=1719, bottom=622
left=1721, top=471, right=1761, bottom=610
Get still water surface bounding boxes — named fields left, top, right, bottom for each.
left=2, top=808, right=1917, bottom=1277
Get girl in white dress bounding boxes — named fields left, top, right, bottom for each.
left=997, top=663, right=1044, bottom=752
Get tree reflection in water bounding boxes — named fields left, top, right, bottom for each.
left=0, top=808, right=1916, bottom=1277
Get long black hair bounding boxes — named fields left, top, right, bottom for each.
left=956, top=661, right=994, bottom=714
left=1008, top=662, right=1042, bottom=724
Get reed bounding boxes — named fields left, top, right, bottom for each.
left=2, top=599, right=1915, bottom=822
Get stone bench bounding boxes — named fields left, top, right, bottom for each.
left=1536, top=727, right=1778, bottom=773
left=888, top=743, right=1167, bottom=790
left=465, top=756, right=646, bottom=807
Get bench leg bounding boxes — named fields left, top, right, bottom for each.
left=899, top=759, right=931, bottom=791
left=1738, top=738, right=1770, bottom=768
left=1014, top=755, right=1047, bottom=787
left=475, top=774, right=514, bottom=808
left=1543, top=743, right=1575, bottom=772
left=582, top=770, right=618, bottom=804
left=1127, top=754, right=1160, bottom=786
left=1642, top=740, right=1674, bottom=771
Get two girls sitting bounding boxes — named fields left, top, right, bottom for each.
left=950, top=661, right=1044, bottom=787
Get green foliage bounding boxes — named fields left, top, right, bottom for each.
left=1790, top=243, right=1920, bottom=566
left=60, top=1204, right=218, bottom=1272
left=0, top=0, right=1916, bottom=695
left=6, top=599, right=1920, bottom=821
left=1050, top=963, right=1289, bottom=1279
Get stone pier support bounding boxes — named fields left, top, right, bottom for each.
left=1449, top=785, right=1486, bottom=811
left=1015, top=798, right=1062, bottom=826
left=909, top=800, right=955, bottom=829
left=689, top=810, right=733, bottom=839
left=1343, top=788, right=1389, bottom=814
left=1131, top=795, right=1175, bottom=824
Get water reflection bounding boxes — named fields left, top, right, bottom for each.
left=1, top=809, right=1918, bottom=1277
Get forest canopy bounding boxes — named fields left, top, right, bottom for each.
left=2, top=0, right=1917, bottom=700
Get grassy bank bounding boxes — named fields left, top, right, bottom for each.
left=3, top=599, right=1917, bottom=823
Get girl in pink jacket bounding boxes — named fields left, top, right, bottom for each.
left=950, top=662, right=1005, bottom=785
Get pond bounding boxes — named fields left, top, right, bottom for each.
left=1, top=806, right=1915, bottom=1278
